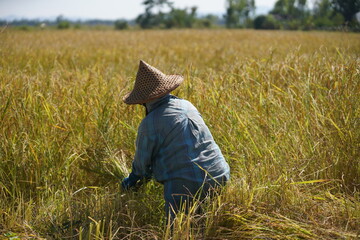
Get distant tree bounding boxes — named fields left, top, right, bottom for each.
left=196, top=14, right=219, bottom=28
left=136, top=12, right=165, bottom=28
left=73, top=23, right=81, bottom=29
left=270, top=0, right=308, bottom=20
left=165, top=7, right=197, bottom=28
left=143, top=0, right=173, bottom=14
left=0, top=20, right=7, bottom=27
left=254, top=15, right=280, bottom=29
left=18, top=25, right=30, bottom=31
left=224, top=2, right=239, bottom=28
left=297, top=0, right=308, bottom=20
left=314, top=0, right=333, bottom=18
left=136, top=0, right=173, bottom=28
left=224, top=0, right=256, bottom=28
left=313, top=0, right=344, bottom=28
left=331, top=0, right=360, bottom=23
left=56, top=15, right=70, bottom=29
left=57, top=21, right=70, bottom=29
left=271, top=0, right=291, bottom=19
left=269, top=0, right=312, bottom=29
left=114, top=20, right=128, bottom=30
left=136, top=0, right=203, bottom=29
left=254, top=15, right=266, bottom=29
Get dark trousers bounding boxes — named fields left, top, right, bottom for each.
left=163, top=177, right=227, bottom=222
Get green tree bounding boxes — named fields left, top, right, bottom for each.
left=270, top=0, right=308, bottom=20
left=269, top=0, right=311, bottom=29
left=254, top=15, right=280, bottom=29
left=314, top=0, right=333, bottom=18
left=56, top=15, right=70, bottom=29
left=136, top=0, right=173, bottom=28
left=297, top=0, right=308, bottom=20
left=165, top=7, right=197, bottom=28
left=331, top=0, right=360, bottom=23
left=224, top=0, right=256, bottom=28
left=312, top=0, right=343, bottom=28
left=196, top=14, right=219, bottom=28
left=143, top=0, right=173, bottom=14
left=271, top=0, right=293, bottom=19
left=114, top=20, right=128, bottom=30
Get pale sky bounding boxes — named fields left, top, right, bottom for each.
left=0, top=0, right=277, bottom=20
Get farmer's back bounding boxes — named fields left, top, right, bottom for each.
left=132, top=94, right=230, bottom=184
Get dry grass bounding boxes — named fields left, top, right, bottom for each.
left=0, top=29, right=359, bottom=239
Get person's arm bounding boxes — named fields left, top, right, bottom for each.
left=121, top=130, right=156, bottom=190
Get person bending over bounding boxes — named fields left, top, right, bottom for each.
left=121, top=60, right=230, bottom=221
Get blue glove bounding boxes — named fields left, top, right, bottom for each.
left=121, top=172, right=142, bottom=190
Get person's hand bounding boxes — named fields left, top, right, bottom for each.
left=121, top=172, right=141, bottom=190
left=121, top=177, right=130, bottom=190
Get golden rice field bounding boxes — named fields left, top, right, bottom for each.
left=0, top=29, right=359, bottom=239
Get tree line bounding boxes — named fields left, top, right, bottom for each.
left=228, top=0, right=360, bottom=30
left=136, top=0, right=359, bottom=30
left=1, top=0, right=359, bottom=31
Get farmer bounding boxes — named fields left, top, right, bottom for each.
left=121, top=60, right=230, bottom=220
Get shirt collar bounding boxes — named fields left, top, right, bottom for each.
left=145, top=94, right=171, bottom=114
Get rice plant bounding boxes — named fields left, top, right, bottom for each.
left=0, top=29, right=359, bottom=239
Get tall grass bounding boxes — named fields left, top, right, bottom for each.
left=0, top=29, right=359, bottom=239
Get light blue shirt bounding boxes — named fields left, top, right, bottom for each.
left=131, top=94, right=230, bottom=184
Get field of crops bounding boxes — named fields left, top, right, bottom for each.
left=0, top=29, right=359, bottom=239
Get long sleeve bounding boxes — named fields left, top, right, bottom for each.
left=126, top=95, right=230, bottom=184
left=131, top=130, right=157, bottom=178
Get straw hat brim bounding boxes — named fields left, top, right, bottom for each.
left=123, top=74, right=184, bottom=105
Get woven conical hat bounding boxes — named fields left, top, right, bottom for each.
left=123, top=60, right=184, bottom=105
